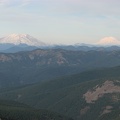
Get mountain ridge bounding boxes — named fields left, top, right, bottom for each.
left=1, top=34, right=120, bottom=53
left=0, top=49, right=120, bottom=88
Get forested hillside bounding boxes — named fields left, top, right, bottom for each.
left=0, top=66, right=120, bottom=120
left=0, top=100, right=72, bottom=120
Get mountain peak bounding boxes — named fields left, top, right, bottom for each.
left=0, top=34, right=46, bottom=46
left=96, top=37, right=120, bottom=46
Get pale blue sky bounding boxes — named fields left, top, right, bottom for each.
left=0, top=0, right=120, bottom=44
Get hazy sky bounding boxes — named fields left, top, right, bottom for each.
left=0, top=0, right=120, bottom=44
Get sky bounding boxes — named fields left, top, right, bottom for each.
left=0, top=0, right=120, bottom=45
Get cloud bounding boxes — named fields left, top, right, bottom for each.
left=1, top=0, right=120, bottom=16
left=0, top=0, right=33, bottom=7
left=21, top=0, right=34, bottom=6
left=0, top=0, right=120, bottom=45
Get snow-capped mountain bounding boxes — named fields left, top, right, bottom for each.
left=0, top=34, right=46, bottom=46
left=96, top=37, right=120, bottom=46
left=74, top=37, right=120, bottom=47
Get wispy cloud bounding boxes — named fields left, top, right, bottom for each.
left=0, top=0, right=33, bottom=7
left=1, top=0, right=120, bottom=15
left=0, top=0, right=10, bottom=5
left=21, top=0, right=34, bottom=6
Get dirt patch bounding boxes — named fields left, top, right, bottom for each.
left=83, top=80, right=120, bottom=103
left=112, top=94, right=120, bottom=102
left=101, top=106, right=113, bottom=116
left=80, top=106, right=90, bottom=115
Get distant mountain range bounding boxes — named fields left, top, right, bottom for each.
left=0, top=49, right=120, bottom=88
left=0, top=34, right=120, bottom=53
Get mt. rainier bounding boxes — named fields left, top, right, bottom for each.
left=0, top=34, right=46, bottom=46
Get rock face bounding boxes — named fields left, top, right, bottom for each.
left=83, top=80, right=120, bottom=103
left=0, top=34, right=46, bottom=46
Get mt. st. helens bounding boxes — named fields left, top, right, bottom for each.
left=96, top=37, right=120, bottom=46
